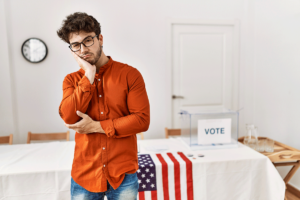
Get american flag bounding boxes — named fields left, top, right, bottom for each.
left=137, top=152, right=194, bottom=200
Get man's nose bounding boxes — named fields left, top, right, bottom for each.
left=80, top=44, right=88, bottom=54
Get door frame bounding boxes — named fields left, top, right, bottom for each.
left=166, top=19, right=240, bottom=128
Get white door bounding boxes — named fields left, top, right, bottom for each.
left=171, top=20, right=239, bottom=128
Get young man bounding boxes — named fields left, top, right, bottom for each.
left=57, top=12, right=150, bottom=200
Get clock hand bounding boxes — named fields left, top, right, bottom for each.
left=33, top=46, right=44, bottom=52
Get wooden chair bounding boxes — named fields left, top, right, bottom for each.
left=137, top=132, right=144, bottom=140
left=0, top=134, right=13, bottom=145
left=165, top=128, right=181, bottom=138
left=27, top=131, right=70, bottom=144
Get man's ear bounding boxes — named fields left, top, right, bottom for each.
left=98, top=34, right=103, bottom=45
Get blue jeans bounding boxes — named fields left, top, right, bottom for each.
left=70, top=173, right=139, bottom=200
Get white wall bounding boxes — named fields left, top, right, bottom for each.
left=253, top=0, right=300, bottom=190
left=0, top=0, right=15, bottom=138
left=1, top=0, right=300, bottom=190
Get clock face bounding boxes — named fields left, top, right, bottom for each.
left=21, top=38, right=48, bottom=63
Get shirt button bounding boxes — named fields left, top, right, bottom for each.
left=101, top=112, right=103, bottom=114
left=103, top=165, right=106, bottom=167
left=98, top=79, right=101, bottom=81
left=99, top=95, right=102, bottom=97
left=103, top=147, right=105, bottom=150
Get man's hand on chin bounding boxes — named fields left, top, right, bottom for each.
left=71, top=51, right=96, bottom=84
left=65, top=111, right=105, bottom=134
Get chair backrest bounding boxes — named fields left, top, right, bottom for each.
left=165, top=128, right=181, bottom=138
left=27, top=131, right=70, bottom=144
left=137, top=132, right=144, bottom=140
left=0, top=134, right=13, bottom=145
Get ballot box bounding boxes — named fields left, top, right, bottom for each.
left=180, top=107, right=239, bottom=150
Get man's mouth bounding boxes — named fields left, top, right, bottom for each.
left=81, top=54, right=92, bottom=59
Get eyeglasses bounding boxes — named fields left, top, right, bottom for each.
left=69, top=35, right=98, bottom=52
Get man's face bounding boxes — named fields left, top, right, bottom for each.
left=69, top=31, right=102, bottom=65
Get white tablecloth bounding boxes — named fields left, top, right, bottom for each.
left=0, top=138, right=285, bottom=200
left=0, top=141, right=73, bottom=200
left=138, top=138, right=286, bottom=200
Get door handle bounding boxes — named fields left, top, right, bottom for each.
left=172, top=95, right=184, bottom=99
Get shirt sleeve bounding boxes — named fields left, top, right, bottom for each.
left=100, top=68, right=150, bottom=138
left=59, top=74, right=96, bottom=124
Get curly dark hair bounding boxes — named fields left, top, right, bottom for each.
left=57, top=12, right=101, bottom=44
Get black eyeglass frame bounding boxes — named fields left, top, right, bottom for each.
left=69, top=35, right=99, bottom=52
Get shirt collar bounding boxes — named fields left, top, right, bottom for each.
left=79, top=56, right=113, bottom=76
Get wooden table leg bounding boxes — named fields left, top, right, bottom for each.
left=274, top=161, right=300, bottom=200
left=283, top=161, right=300, bottom=184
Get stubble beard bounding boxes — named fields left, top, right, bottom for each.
left=89, top=44, right=102, bottom=65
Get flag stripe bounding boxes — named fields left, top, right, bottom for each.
left=150, top=154, right=163, bottom=200
left=161, top=153, right=175, bottom=200
left=156, top=154, right=170, bottom=200
left=145, top=191, right=152, bottom=200
left=178, top=152, right=194, bottom=200
left=172, top=153, right=187, bottom=200
left=151, top=190, right=158, bottom=200
left=139, top=191, right=145, bottom=200
left=167, top=153, right=182, bottom=200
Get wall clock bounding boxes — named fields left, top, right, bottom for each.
left=21, top=38, right=48, bottom=63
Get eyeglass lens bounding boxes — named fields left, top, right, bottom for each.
left=70, top=36, right=94, bottom=51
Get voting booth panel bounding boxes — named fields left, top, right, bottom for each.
left=180, top=107, right=239, bottom=150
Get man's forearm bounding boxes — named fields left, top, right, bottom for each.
left=59, top=75, right=96, bottom=124
left=98, top=113, right=150, bottom=138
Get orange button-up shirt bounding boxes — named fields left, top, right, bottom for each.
left=59, top=56, right=150, bottom=192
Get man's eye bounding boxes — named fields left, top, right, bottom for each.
left=85, top=39, right=92, bottom=42
left=73, top=44, right=79, bottom=47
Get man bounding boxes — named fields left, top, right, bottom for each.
left=57, top=12, right=150, bottom=200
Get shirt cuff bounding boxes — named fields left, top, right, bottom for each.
left=78, top=76, right=95, bottom=92
left=100, top=119, right=115, bottom=137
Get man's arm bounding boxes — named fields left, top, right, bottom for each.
left=59, top=75, right=95, bottom=124
left=59, top=52, right=96, bottom=124
left=65, top=110, right=105, bottom=134
left=100, top=68, right=150, bottom=138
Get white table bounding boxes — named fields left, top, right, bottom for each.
left=0, top=138, right=285, bottom=200
left=0, top=141, right=73, bottom=200
left=139, top=138, right=286, bottom=200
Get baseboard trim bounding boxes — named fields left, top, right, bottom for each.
left=287, top=183, right=300, bottom=198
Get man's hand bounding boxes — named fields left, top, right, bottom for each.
left=71, top=52, right=96, bottom=84
left=65, top=111, right=104, bottom=134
